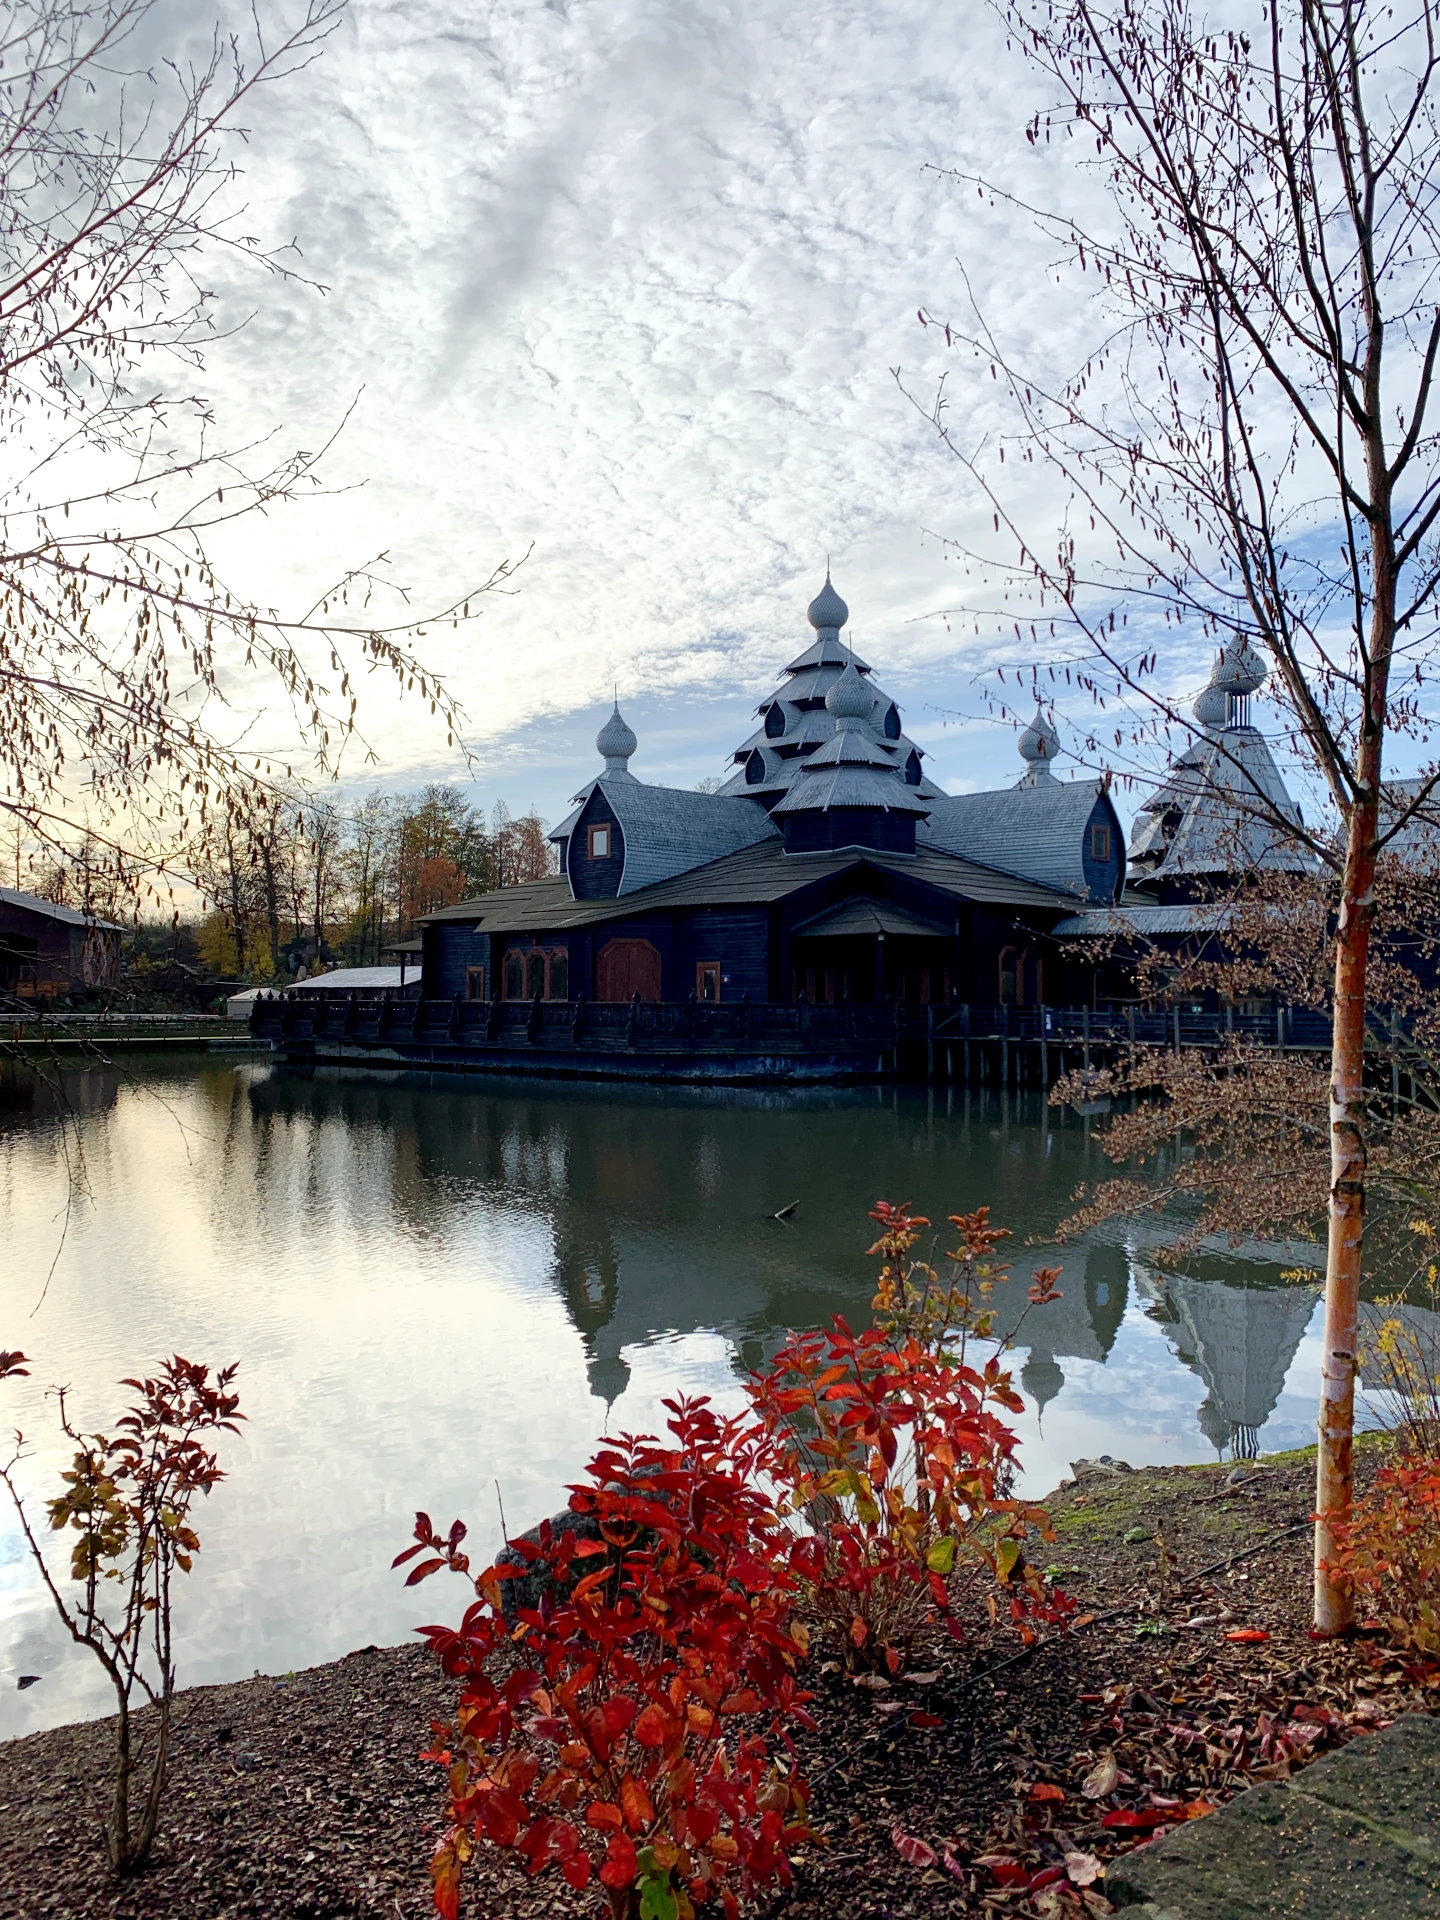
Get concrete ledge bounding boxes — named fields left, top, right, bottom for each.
left=1108, top=1714, right=1440, bottom=1918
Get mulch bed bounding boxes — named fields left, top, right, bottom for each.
left=3, top=1447, right=1436, bottom=1920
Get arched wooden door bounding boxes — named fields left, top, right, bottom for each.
left=597, top=937, right=662, bottom=1002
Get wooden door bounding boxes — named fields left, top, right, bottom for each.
left=597, top=938, right=662, bottom=1001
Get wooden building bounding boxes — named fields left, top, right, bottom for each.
left=419, top=576, right=1126, bottom=1014
left=0, top=887, right=122, bottom=998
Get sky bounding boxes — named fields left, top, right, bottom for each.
left=108, top=0, right=1169, bottom=833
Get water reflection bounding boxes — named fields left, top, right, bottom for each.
left=0, top=1058, right=1330, bottom=1738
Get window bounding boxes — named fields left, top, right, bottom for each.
left=1090, top=822, right=1112, bottom=862
left=465, top=965, right=486, bottom=1001
left=764, top=702, right=786, bottom=738
left=588, top=824, right=611, bottom=859
left=745, top=749, right=766, bottom=786
left=503, top=945, right=568, bottom=999
left=883, top=703, right=902, bottom=740
left=904, top=749, right=922, bottom=786
left=697, top=962, right=720, bottom=1004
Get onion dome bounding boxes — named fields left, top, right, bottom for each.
left=596, top=701, right=637, bottom=775
left=806, top=572, right=849, bottom=634
left=1193, top=677, right=1228, bottom=732
left=1017, top=705, right=1061, bottom=784
left=825, top=659, right=872, bottom=727
left=1213, top=638, right=1266, bottom=696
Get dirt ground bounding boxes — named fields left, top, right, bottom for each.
left=2, top=1444, right=1435, bottom=1920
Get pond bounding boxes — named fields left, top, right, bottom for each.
left=0, top=1055, right=1329, bottom=1739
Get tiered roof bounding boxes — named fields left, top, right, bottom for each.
left=716, top=575, right=944, bottom=805
left=1127, top=641, right=1311, bottom=886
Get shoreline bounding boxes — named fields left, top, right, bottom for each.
left=3, top=1446, right=1434, bottom=1920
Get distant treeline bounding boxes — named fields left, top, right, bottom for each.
left=25, top=786, right=554, bottom=984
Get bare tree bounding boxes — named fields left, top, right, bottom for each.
left=0, top=0, right=517, bottom=915
left=915, top=0, right=1440, bottom=1630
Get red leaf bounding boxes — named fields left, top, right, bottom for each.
left=892, top=1826, right=937, bottom=1869
left=619, top=1772, right=654, bottom=1833
left=405, top=1556, right=446, bottom=1586
left=599, top=1833, right=638, bottom=1888
left=909, top=1711, right=944, bottom=1728
left=1225, top=1628, right=1270, bottom=1644
left=561, top=1851, right=591, bottom=1889
left=586, top=1802, right=624, bottom=1832
left=976, top=1854, right=1029, bottom=1887
left=1103, top=1808, right=1171, bottom=1831
left=633, top=1704, right=669, bottom=1749
left=1029, top=1864, right=1066, bottom=1891
left=1028, top=1781, right=1066, bottom=1802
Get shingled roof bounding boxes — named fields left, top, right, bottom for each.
left=919, top=779, right=1116, bottom=900
left=422, top=836, right=1077, bottom=936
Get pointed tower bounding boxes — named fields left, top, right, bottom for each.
left=1127, top=640, right=1311, bottom=900
left=717, top=573, right=943, bottom=808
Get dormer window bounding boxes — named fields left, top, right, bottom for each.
left=745, top=749, right=766, bottom=786
left=764, top=702, right=786, bottom=739
left=883, top=703, right=902, bottom=740
left=588, top=824, right=612, bottom=858
left=904, top=750, right=922, bottom=786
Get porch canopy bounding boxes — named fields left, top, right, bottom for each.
left=792, top=897, right=951, bottom=941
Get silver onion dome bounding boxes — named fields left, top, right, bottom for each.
left=806, top=572, right=849, bottom=634
left=825, top=659, right=872, bottom=725
left=1017, top=705, right=1061, bottom=781
left=1213, top=638, right=1267, bottom=696
left=596, top=701, right=637, bottom=773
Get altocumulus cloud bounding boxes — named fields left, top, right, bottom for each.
left=165, top=0, right=1112, bottom=812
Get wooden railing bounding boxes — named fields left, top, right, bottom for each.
left=249, top=992, right=1343, bottom=1055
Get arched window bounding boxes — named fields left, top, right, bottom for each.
left=904, top=749, right=922, bottom=786
left=883, top=703, right=902, bottom=740
left=764, top=702, right=786, bottom=739
left=526, top=950, right=547, bottom=999
left=503, top=949, right=525, bottom=1000
left=547, top=948, right=569, bottom=1000
left=745, top=749, right=766, bottom=786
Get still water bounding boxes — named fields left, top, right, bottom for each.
left=0, top=1056, right=1329, bottom=1738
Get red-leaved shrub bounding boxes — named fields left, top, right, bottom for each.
left=1328, top=1453, right=1440, bottom=1655
left=748, top=1205, right=1071, bottom=1673
left=397, top=1396, right=814, bottom=1920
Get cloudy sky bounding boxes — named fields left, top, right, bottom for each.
left=123, top=0, right=1219, bottom=829
left=125, top=0, right=1137, bottom=826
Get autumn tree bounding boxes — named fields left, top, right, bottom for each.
left=0, top=0, right=515, bottom=920
left=917, top=0, right=1440, bottom=1628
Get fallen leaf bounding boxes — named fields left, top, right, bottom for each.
left=1102, top=1808, right=1171, bottom=1831
left=976, top=1853, right=1029, bottom=1887
left=1028, top=1863, right=1066, bottom=1891
left=905, top=1669, right=942, bottom=1684
left=852, top=1672, right=891, bottom=1690
left=1081, top=1751, right=1118, bottom=1799
left=1179, top=1614, right=1220, bottom=1629
left=1065, top=1851, right=1104, bottom=1887
left=892, top=1826, right=937, bottom=1870
left=940, top=1845, right=966, bottom=1881
left=1225, top=1629, right=1270, bottom=1644
left=909, top=1710, right=945, bottom=1728
left=1029, top=1781, right=1066, bottom=1803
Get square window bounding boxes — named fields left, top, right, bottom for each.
left=1090, top=823, right=1112, bottom=862
left=697, top=962, right=720, bottom=1004
left=588, top=824, right=611, bottom=858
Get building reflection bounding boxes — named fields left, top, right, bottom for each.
left=240, top=1068, right=1325, bottom=1442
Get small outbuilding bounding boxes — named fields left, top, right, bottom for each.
left=0, top=887, right=122, bottom=998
